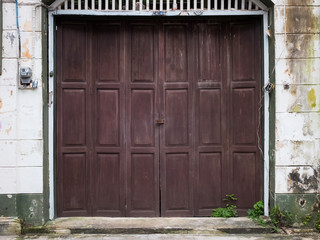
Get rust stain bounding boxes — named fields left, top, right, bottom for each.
left=307, top=88, right=316, bottom=109
left=10, top=90, right=13, bottom=96
left=23, top=20, right=32, bottom=31
left=312, top=66, right=315, bottom=72
left=0, top=99, right=2, bottom=109
left=5, top=126, right=12, bottom=135
left=22, top=39, right=32, bottom=59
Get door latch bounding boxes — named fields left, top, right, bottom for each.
left=155, top=119, right=165, bottom=124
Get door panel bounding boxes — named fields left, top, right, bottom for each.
left=198, top=23, right=222, bottom=82
left=165, top=89, right=189, bottom=146
left=165, top=25, right=188, bottom=82
left=56, top=19, right=262, bottom=217
left=131, top=25, right=155, bottom=82
left=229, top=20, right=262, bottom=214
left=131, top=90, right=155, bottom=146
left=233, top=153, right=257, bottom=209
left=198, top=153, right=222, bottom=209
left=61, top=24, right=87, bottom=82
left=160, top=22, right=194, bottom=216
left=96, top=25, right=120, bottom=82
left=61, top=153, right=88, bottom=213
left=232, top=88, right=256, bottom=145
left=126, top=22, right=159, bottom=217
left=194, top=22, right=225, bottom=216
left=95, top=154, right=121, bottom=212
left=199, top=89, right=221, bottom=145
left=61, top=89, right=86, bottom=146
left=231, top=22, right=256, bottom=81
left=130, top=154, right=156, bottom=211
left=92, top=22, right=125, bottom=216
left=165, top=153, right=190, bottom=211
left=96, top=90, right=120, bottom=146
left=57, top=22, right=91, bottom=217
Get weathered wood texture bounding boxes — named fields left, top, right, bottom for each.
left=56, top=19, right=262, bottom=217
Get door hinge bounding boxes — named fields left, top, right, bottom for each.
left=48, top=91, right=53, bottom=108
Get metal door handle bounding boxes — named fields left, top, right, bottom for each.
left=155, top=119, right=165, bottom=124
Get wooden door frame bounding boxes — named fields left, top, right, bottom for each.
left=48, top=12, right=271, bottom=219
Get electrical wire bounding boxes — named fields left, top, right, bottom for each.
left=15, top=0, right=21, bottom=58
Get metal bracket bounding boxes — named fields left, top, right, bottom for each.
left=155, top=119, right=165, bottom=124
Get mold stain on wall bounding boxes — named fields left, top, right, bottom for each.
left=288, top=167, right=319, bottom=193
left=307, top=88, right=316, bottom=109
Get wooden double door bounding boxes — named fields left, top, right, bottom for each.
left=56, top=18, right=262, bottom=217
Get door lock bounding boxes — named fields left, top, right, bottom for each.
left=155, top=119, right=165, bottom=124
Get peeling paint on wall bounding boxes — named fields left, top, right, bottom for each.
left=5, top=32, right=15, bottom=47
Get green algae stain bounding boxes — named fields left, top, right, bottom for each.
left=293, top=105, right=301, bottom=112
left=307, top=88, right=316, bottom=109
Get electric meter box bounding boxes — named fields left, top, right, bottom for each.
left=20, top=67, right=33, bottom=85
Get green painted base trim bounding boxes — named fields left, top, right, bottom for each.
left=0, top=194, right=44, bottom=226
left=0, top=195, right=17, bottom=217
left=275, top=193, right=320, bottom=224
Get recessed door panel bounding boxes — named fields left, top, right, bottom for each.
left=232, top=88, right=256, bottom=145
left=231, top=22, right=255, bottom=81
left=130, top=154, right=156, bottom=211
left=165, top=25, right=188, bottom=82
left=198, top=153, right=222, bottom=209
left=199, top=89, right=221, bottom=145
left=61, top=24, right=87, bottom=82
left=165, top=153, right=190, bottom=210
left=131, top=90, right=155, bottom=146
left=233, top=153, right=256, bottom=209
left=62, top=89, right=86, bottom=146
left=131, top=26, right=155, bottom=82
left=165, top=89, right=189, bottom=146
left=96, top=89, right=120, bottom=146
left=94, top=153, right=121, bottom=215
left=60, top=153, right=88, bottom=215
left=96, top=25, right=120, bottom=82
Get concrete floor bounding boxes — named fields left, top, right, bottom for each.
left=1, top=233, right=320, bottom=239
left=1, top=217, right=319, bottom=239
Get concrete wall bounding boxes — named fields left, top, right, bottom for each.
left=0, top=0, right=44, bottom=224
left=273, top=0, right=320, bottom=220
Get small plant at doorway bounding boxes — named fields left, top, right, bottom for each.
left=211, top=194, right=238, bottom=218
left=316, top=217, right=320, bottom=231
left=15, top=216, right=26, bottom=234
left=248, top=200, right=267, bottom=226
left=270, top=206, right=293, bottom=232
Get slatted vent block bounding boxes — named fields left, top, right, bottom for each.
left=54, top=0, right=267, bottom=11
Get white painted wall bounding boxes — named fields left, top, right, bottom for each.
left=0, top=0, right=43, bottom=194
left=274, top=0, right=320, bottom=194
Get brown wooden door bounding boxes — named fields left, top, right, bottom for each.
left=56, top=18, right=262, bottom=217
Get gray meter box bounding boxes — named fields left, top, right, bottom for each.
left=20, top=67, right=33, bottom=85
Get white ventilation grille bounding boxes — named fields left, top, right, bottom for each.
left=52, top=0, right=267, bottom=12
